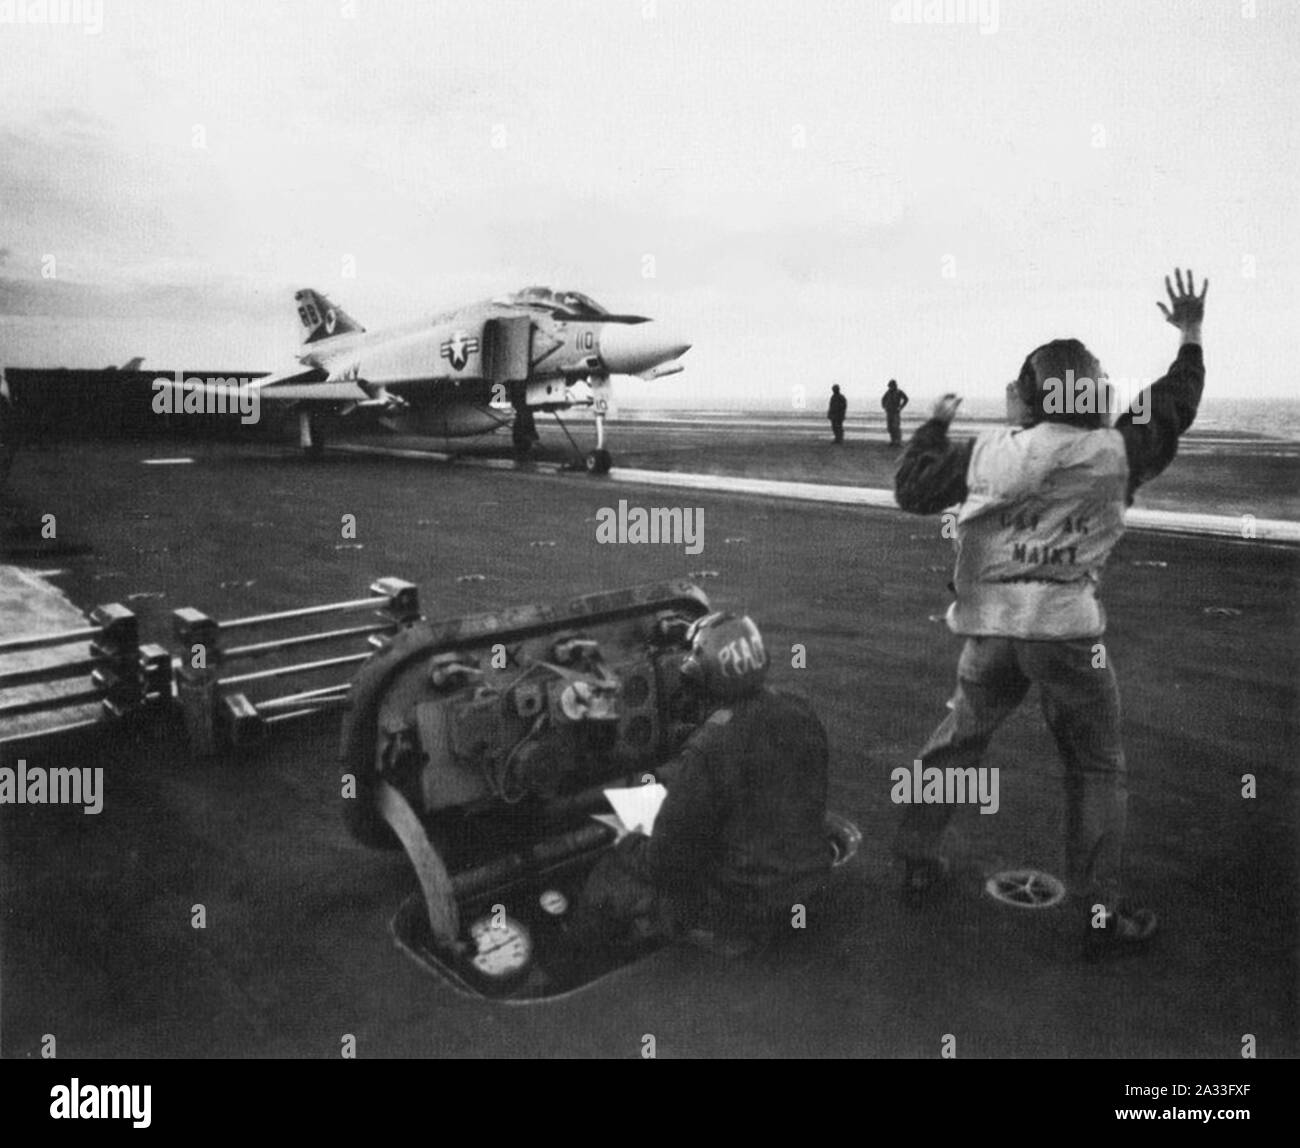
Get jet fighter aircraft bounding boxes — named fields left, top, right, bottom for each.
left=239, top=286, right=690, bottom=472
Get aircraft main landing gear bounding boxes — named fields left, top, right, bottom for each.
left=586, top=406, right=612, bottom=474
left=512, top=403, right=539, bottom=456
left=298, top=411, right=325, bottom=457
left=0, top=388, right=14, bottom=489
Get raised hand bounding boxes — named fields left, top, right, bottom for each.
left=931, top=393, right=962, bottom=424
left=1157, top=268, right=1208, bottom=333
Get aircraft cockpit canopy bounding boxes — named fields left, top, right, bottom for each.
left=495, top=287, right=612, bottom=320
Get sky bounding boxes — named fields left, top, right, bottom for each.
left=1, top=0, right=1297, bottom=411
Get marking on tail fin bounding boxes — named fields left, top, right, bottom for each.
left=295, top=288, right=364, bottom=345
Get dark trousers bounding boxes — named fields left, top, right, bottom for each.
left=830, top=418, right=844, bottom=443
left=893, top=636, right=1128, bottom=909
left=886, top=411, right=902, bottom=444
left=573, top=837, right=815, bottom=952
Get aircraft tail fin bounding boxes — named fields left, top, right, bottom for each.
left=295, top=288, right=365, bottom=345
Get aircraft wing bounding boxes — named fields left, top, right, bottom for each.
left=245, top=365, right=331, bottom=393
left=157, top=365, right=329, bottom=399
left=252, top=367, right=377, bottom=403
left=163, top=364, right=395, bottom=412
left=167, top=365, right=363, bottom=405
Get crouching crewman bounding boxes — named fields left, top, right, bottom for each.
left=573, top=612, right=832, bottom=957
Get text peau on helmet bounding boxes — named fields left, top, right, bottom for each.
left=680, top=612, right=769, bottom=700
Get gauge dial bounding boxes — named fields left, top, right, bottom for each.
left=468, top=916, right=533, bottom=978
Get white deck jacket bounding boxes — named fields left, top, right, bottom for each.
left=948, top=423, right=1130, bottom=639
left=894, top=344, right=1205, bottom=638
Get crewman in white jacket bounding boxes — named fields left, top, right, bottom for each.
left=892, top=268, right=1207, bottom=956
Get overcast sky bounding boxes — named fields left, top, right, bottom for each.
left=1, top=0, right=1296, bottom=410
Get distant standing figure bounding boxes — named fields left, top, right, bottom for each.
left=828, top=385, right=848, bottom=443
left=882, top=380, right=910, bottom=446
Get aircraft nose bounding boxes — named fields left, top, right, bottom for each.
left=598, top=323, right=692, bottom=376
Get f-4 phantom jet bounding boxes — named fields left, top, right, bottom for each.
left=244, top=286, right=690, bottom=473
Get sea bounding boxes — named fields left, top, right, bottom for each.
left=620, top=398, right=1300, bottom=441
left=916, top=396, right=1300, bottom=439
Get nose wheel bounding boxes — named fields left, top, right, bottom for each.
left=550, top=404, right=614, bottom=475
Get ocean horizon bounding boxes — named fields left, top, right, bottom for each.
left=616, top=396, right=1300, bottom=441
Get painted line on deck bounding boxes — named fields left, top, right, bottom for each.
left=609, top=468, right=1300, bottom=544
left=327, top=444, right=1300, bottom=544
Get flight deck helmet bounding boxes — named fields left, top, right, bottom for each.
left=680, top=612, right=769, bottom=700
left=1014, top=338, right=1111, bottom=429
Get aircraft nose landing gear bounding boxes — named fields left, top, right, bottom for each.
left=550, top=400, right=614, bottom=475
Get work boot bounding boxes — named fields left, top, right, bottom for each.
left=1082, top=905, right=1158, bottom=961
